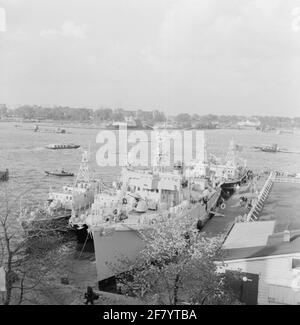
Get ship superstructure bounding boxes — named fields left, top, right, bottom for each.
left=46, top=150, right=99, bottom=212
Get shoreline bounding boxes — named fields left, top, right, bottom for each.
left=0, top=119, right=274, bottom=132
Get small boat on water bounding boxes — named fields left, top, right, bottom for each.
left=45, top=170, right=74, bottom=177
left=254, top=144, right=288, bottom=153
left=0, top=169, right=9, bottom=182
left=256, top=143, right=278, bottom=153
left=34, top=125, right=67, bottom=134
left=45, top=143, right=80, bottom=150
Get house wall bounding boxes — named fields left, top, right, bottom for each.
left=224, top=253, right=300, bottom=305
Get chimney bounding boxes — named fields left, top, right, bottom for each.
left=283, top=230, right=291, bottom=242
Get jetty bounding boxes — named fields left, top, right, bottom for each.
left=203, top=173, right=267, bottom=237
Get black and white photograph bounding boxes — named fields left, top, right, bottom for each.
left=1, top=0, right=300, bottom=311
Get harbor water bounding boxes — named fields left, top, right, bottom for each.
left=1, top=122, right=300, bottom=212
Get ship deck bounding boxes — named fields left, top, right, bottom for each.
left=90, top=189, right=221, bottom=231
left=92, top=209, right=166, bottom=231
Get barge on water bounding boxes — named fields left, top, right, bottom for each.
left=253, top=144, right=289, bottom=153
left=45, top=143, right=80, bottom=150
left=45, top=170, right=74, bottom=177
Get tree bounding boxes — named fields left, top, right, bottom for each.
left=116, top=215, right=241, bottom=305
left=192, top=114, right=200, bottom=122
left=152, top=110, right=166, bottom=124
left=112, top=109, right=125, bottom=122
left=174, top=113, right=191, bottom=128
left=0, top=104, right=8, bottom=118
left=0, top=184, right=66, bottom=305
left=93, top=108, right=113, bottom=122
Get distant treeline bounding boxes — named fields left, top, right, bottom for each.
left=0, top=105, right=166, bottom=125
left=173, top=113, right=300, bottom=129
left=0, top=104, right=299, bottom=128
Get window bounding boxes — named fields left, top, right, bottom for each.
left=292, top=258, right=300, bottom=269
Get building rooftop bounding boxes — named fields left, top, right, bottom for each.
left=222, top=221, right=275, bottom=250
left=221, top=181, right=300, bottom=261
left=223, top=230, right=300, bottom=261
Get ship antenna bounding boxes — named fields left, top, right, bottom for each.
left=75, top=149, right=91, bottom=186
left=153, top=130, right=168, bottom=172
left=225, top=139, right=236, bottom=166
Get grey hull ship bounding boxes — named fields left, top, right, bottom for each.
left=69, top=131, right=230, bottom=284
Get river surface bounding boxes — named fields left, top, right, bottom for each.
left=1, top=121, right=300, bottom=210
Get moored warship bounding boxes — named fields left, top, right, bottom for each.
left=69, top=131, right=230, bottom=283
left=18, top=151, right=100, bottom=235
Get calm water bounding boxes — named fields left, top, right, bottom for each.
left=1, top=122, right=300, bottom=209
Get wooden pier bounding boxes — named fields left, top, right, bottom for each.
left=202, top=174, right=268, bottom=238
left=203, top=171, right=300, bottom=240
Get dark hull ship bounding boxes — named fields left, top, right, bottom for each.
left=220, top=169, right=253, bottom=193
left=0, top=169, right=9, bottom=182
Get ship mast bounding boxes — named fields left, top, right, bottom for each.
left=75, top=150, right=91, bottom=185
left=191, top=130, right=209, bottom=175
left=225, top=140, right=236, bottom=167
left=195, top=130, right=208, bottom=165
left=153, top=130, right=168, bottom=172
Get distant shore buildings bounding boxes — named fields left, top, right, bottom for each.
left=1, top=103, right=300, bottom=131
left=237, top=119, right=261, bottom=129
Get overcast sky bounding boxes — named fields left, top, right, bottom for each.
left=0, top=0, right=300, bottom=116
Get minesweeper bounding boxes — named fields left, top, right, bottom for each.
left=19, top=151, right=100, bottom=233
left=69, top=131, right=249, bottom=284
